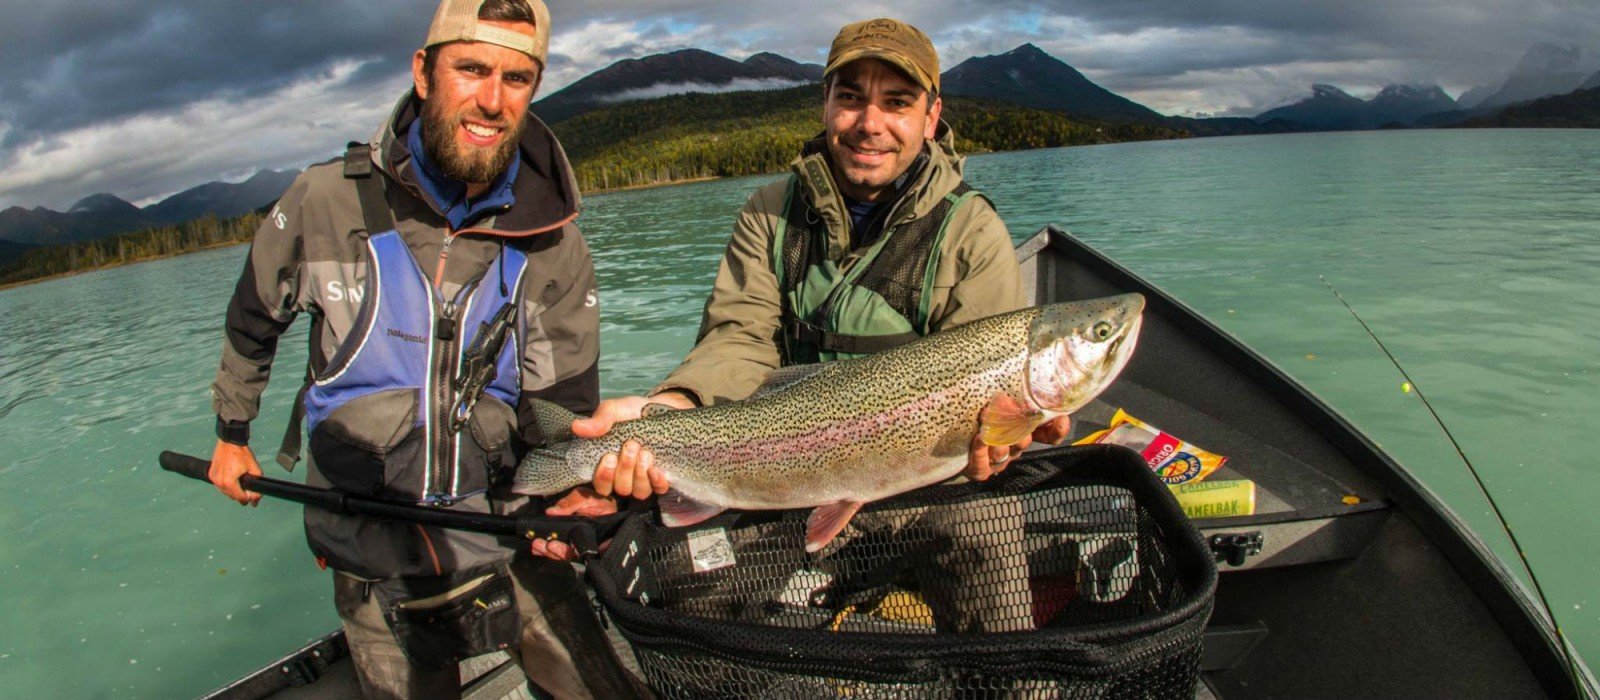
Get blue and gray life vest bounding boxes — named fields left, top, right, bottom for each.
left=304, top=230, right=527, bottom=505
left=775, top=178, right=985, bottom=363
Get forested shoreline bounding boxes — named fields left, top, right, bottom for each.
left=0, top=213, right=264, bottom=288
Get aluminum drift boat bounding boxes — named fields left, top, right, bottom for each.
left=197, top=226, right=1596, bottom=699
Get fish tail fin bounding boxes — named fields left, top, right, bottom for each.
left=528, top=399, right=580, bottom=445
left=512, top=446, right=588, bottom=497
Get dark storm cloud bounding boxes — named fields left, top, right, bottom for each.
left=0, top=0, right=434, bottom=149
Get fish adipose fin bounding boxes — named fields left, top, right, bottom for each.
left=978, top=392, right=1045, bottom=446
left=640, top=401, right=680, bottom=419
left=659, top=490, right=728, bottom=528
left=805, top=501, right=865, bottom=553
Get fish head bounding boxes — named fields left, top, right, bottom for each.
left=1024, top=293, right=1145, bottom=415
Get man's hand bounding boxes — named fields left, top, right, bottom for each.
left=963, top=416, right=1072, bottom=481
left=209, top=440, right=263, bottom=506
left=530, top=486, right=617, bottom=561
left=572, top=392, right=694, bottom=499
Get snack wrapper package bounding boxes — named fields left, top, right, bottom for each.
left=1074, top=409, right=1227, bottom=484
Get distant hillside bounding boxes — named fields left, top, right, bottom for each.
left=1472, top=43, right=1597, bottom=111
left=1256, top=83, right=1456, bottom=130
left=941, top=44, right=1164, bottom=123
left=1457, top=86, right=1600, bottom=128
left=1365, top=85, right=1458, bottom=125
left=143, top=169, right=298, bottom=225
left=550, top=84, right=1186, bottom=192
left=741, top=52, right=824, bottom=82
left=0, top=194, right=147, bottom=247
left=534, top=49, right=822, bottom=124
left=0, top=170, right=297, bottom=247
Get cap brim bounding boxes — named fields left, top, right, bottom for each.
left=824, top=48, right=936, bottom=93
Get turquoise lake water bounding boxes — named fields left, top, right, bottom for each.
left=1, top=129, right=1597, bottom=696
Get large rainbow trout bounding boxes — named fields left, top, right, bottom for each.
left=515, top=294, right=1144, bottom=551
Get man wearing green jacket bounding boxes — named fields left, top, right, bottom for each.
left=536, top=19, right=1069, bottom=589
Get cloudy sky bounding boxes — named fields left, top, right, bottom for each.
left=1, top=0, right=1596, bottom=210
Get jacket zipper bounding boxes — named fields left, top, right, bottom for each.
left=429, top=232, right=459, bottom=503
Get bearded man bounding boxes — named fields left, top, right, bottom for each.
left=204, top=1, right=640, bottom=697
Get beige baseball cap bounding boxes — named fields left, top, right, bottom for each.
left=424, top=0, right=551, bottom=66
left=824, top=18, right=940, bottom=94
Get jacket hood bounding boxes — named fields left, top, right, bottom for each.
left=368, top=89, right=581, bottom=237
left=792, top=119, right=968, bottom=232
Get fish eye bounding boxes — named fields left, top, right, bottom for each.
left=1091, top=321, right=1113, bottom=341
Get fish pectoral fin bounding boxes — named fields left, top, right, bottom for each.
left=658, top=490, right=728, bottom=528
left=978, top=392, right=1045, bottom=446
left=805, top=501, right=865, bottom=554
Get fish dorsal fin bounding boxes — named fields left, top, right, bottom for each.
left=805, top=501, right=865, bottom=553
left=978, top=392, right=1045, bottom=446
left=529, top=399, right=579, bottom=445
left=750, top=363, right=830, bottom=400
left=659, top=490, right=728, bottom=528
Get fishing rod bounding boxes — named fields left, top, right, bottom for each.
left=1318, top=277, right=1583, bottom=686
left=158, top=451, right=624, bottom=558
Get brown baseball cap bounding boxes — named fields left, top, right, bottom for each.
left=424, top=0, right=551, bottom=67
left=824, top=18, right=940, bottom=94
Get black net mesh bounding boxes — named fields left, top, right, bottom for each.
left=588, top=445, right=1216, bottom=699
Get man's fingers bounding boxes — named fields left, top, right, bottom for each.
left=988, top=444, right=1008, bottom=464
left=570, top=412, right=614, bottom=440
left=530, top=539, right=573, bottom=561
left=963, top=436, right=994, bottom=481
left=647, top=459, right=669, bottom=496
left=631, top=447, right=653, bottom=499
left=1033, top=416, right=1072, bottom=445
left=615, top=440, right=642, bottom=497
left=593, top=452, right=618, bottom=497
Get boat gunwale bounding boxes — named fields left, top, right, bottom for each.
left=1028, top=224, right=1596, bottom=698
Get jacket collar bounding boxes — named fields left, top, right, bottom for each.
left=791, top=121, right=966, bottom=241
left=368, top=89, right=582, bottom=237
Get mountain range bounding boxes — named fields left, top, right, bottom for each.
left=0, top=169, right=299, bottom=247
left=942, top=44, right=1163, bottom=122
left=1461, top=43, right=1598, bottom=111
left=1256, top=83, right=1458, bottom=130
left=533, top=49, right=823, bottom=124
left=8, top=40, right=1599, bottom=264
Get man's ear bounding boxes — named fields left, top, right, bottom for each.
left=925, top=95, right=943, bottom=140
left=412, top=49, right=430, bottom=99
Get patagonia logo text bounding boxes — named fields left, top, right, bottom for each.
left=386, top=328, right=427, bottom=344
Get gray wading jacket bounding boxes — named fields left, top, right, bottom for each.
left=211, top=90, right=599, bottom=579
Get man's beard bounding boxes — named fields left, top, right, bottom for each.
left=420, top=97, right=525, bottom=185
